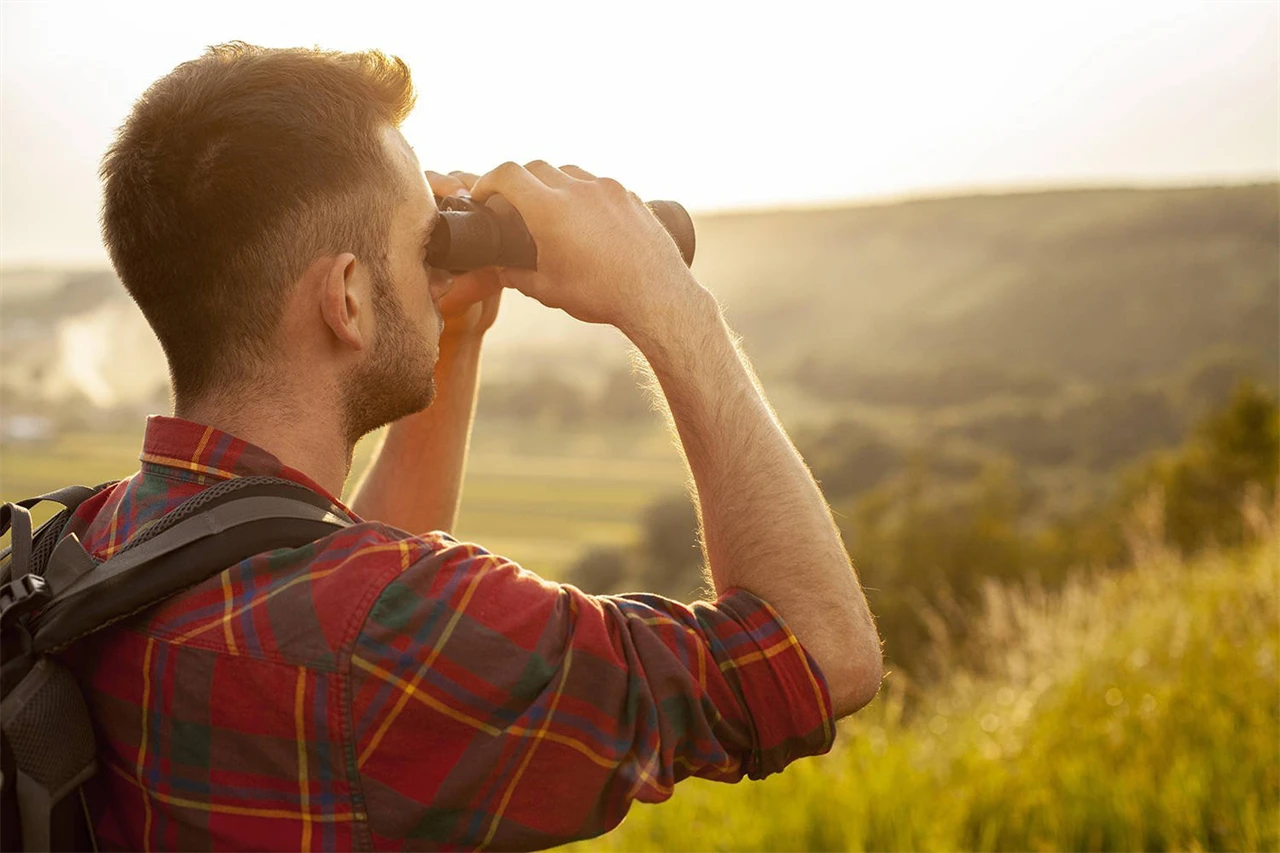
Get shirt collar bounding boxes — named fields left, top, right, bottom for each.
left=139, top=415, right=356, bottom=516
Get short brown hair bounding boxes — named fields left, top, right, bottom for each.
left=100, top=42, right=417, bottom=404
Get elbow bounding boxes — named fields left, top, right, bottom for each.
left=828, top=633, right=883, bottom=718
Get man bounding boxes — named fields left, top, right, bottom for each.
left=62, top=43, right=882, bottom=850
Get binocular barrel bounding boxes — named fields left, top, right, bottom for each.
left=425, top=195, right=696, bottom=273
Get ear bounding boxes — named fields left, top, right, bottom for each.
left=318, top=252, right=369, bottom=351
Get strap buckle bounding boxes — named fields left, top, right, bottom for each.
left=0, top=574, right=52, bottom=627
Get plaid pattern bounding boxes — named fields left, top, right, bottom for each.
left=58, top=416, right=834, bottom=851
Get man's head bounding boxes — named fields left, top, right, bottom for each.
left=101, top=42, right=448, bottom=445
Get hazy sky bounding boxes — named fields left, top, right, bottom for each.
left=1, top=0, right=1276, bottom=267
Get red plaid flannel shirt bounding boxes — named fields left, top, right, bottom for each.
left=59, top=416, right=834, bottom=851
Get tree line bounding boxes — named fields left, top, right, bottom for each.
left=565, top=380, right=1279, bottom=682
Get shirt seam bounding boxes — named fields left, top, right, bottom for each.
left=343, top=545, right=442, bottom=845
left=339, top=549, right=435, bottom=851
left=139, top=464, right=235, bottom=488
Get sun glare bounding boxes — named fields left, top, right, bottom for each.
left=1, top=1, right=1276, bottom=266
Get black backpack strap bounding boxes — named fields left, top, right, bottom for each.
left=0, top=482, right=117, bottom=589
left=31, top=490, right=351, bottom=654
left=3, top=478, right=353, bottom=852
left=15, top=485, right=104, bottom=513
left=1, top=504, right=34, bottom=604
left=0, top=484, right=105, bottom=521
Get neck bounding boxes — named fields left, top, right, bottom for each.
left=175, top=385, right=353, bottom=500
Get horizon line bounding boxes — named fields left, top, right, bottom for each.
left=3, top=174, right=1277, bottom=272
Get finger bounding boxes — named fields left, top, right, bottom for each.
left=560, top=165, right=597, bottom=180
left=523, top=159, right=575, bottom=188
left=424, top=170, right=469, bottom=198
left=444, top=268, right=503, bottom=304
left=470, top=161, right=554, bottom=212
left=448, top=170, right=480, bottom=190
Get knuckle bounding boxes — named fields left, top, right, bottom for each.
left=597, top=177, right=625, bottom=196
left=524, top=159, right=550, bottom=171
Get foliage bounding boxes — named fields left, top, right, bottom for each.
left=571, top=383, right=1280, bottom=680
left=1124, top=380, right=1280, bottom=554
left=795, top=420, right=903, bottom=501
left=952, top=384, right=1186, bottom=471
left=794, top=361, right=1063, bottom=409
left=477, top=367, right=659, bottom=428
left=567, top=491, right=703, bottom=600
left=846, top=460, right=1030, bottom=675
left=476, top=370, right=589, bottom=427
left=559, top=530, right=1279, bottom=853
left=636, top=494, right=703, bottom=597
left=860, top=382, right=1277, bottom=676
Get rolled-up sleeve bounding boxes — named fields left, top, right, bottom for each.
left=349, top=540, right=834, bottom=851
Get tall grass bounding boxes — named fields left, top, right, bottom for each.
left=561, top=520, right=1279, bottom=852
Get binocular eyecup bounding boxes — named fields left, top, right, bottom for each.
left=425, top=195, right=696, bottom=273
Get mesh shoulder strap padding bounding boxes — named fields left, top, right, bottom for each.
left=0, top=657, right=97, bottom=851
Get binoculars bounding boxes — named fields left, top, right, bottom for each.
left=424, top=195, right=696, bottom=273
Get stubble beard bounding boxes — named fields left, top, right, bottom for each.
left=340, top=270, right=437, bottom=447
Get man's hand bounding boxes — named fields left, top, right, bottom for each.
left=469, top=161, right=705, bottom=344
left=424, top=170, right=502, bottom=342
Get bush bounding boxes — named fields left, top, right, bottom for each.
left=559, top=528, right=1279, bottom=853
left=838, top=384, right=1279, bottom=678
left=566, top=492, right=703, bottom=601
left=1126, top=379, right=1279, bottom=554
left=796, top=420, right=901, bottom=501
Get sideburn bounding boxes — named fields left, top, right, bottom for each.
left=339, top=271, right=437, bottom=446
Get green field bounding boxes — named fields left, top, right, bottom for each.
left=0, top=420, right=686, bottom=579
left=437, top=421, right=684, bottom=576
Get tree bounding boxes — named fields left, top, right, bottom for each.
left=636, top=494, right=703, bottom=600
left=1133, top=380, right=1279, bottom=553
left=568, top=547, right=629, bottom=595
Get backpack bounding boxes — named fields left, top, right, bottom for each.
left=0, top=476, right=355, bottom=851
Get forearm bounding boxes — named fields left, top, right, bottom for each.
left=628, top=289, right=882, bottom=716
left=348, top=333, right=484, bottom=534
left=461, top=159, right=880, bottom=713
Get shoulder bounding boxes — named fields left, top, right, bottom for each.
left=136, top=521, right=472, bottom=665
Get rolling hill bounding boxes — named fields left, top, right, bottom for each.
left=3, top=183, right=1276, bottom=405
left=690, top=183, right=1278, bottom=383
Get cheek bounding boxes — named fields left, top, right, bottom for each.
left=396, top=264, right=435, bottom=316
left=411, top=273, right=436, bottom=316
left=427, top=268, right=453, bottom=303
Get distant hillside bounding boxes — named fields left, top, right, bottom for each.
left=0, top=267, right=120, bottom=321
left=4, top=183, right=1276, bottom=405
left=692, top=184, right=1279, bottom=383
